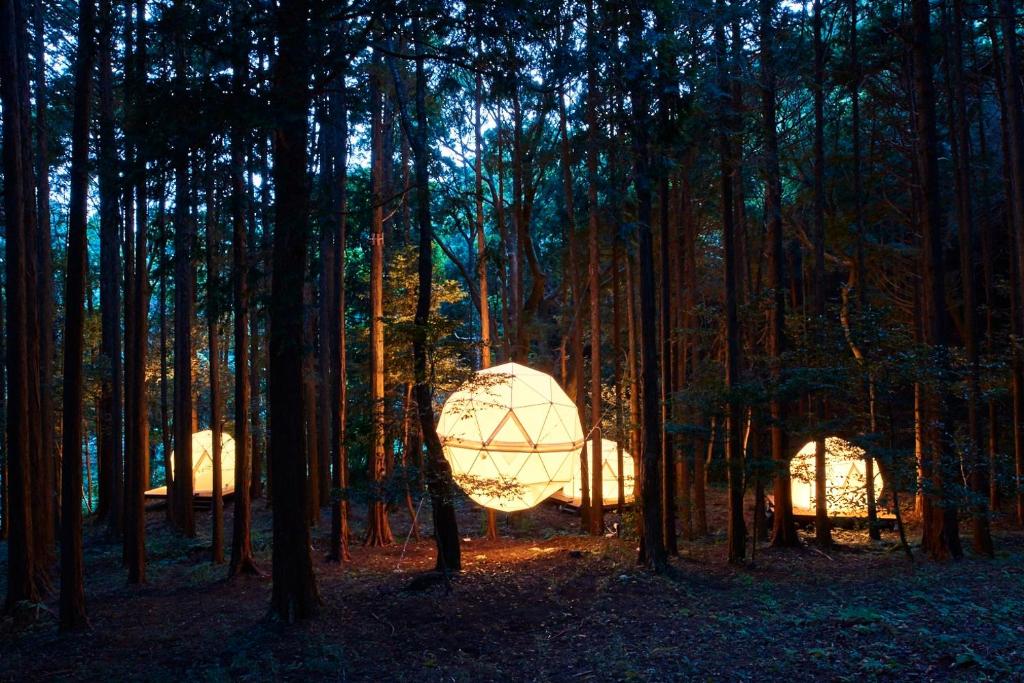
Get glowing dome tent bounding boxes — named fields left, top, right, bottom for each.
left=145, top=430, right=236, bottom=498
left=554, top=439, right=636, bottom=506
left=790, top=437, right=883, bottom=516
left=437, top=362, right=584, bottom=512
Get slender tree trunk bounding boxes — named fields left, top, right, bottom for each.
left=762, top=0, right=798, bottom=548
left=97, top=0, right=122, bottom=534
left=171, top=1, right=195, bottom=536
left=58, top=0, right=96, bottom=628
left=208, top=176, right=225, bottom=564
left=2, top=0, right=41, bottom=611
left=944, top=0, right=992, bottom=555
left=403, top=14, right=461, bottom=572
left=717, top=0, right=747, bottom=564
left=913, top=0, right=963, bottom=560
left=365, top=51, right=393, bottom=547
left=476, top=28, right=498, bottom=541
left=303, top=284, right=320, bottom=526
left=997, top=0, right=1024, bottom=526
left=17, top=0, right=47, bottom=582
left=811, top=0, right=832, bottom=549
left=32, top=0, right=55, bottom=551
left=557, top=88, right=589, bottom=529
left=585, top=0, right=603, bottom=535
left=123, top=0, right=147, bottom=584
left=229, top=11, right=256, bottom=575
left=268, top=0, right=320, bottom=620
left=327, top=72, right=352, bottom=563
left=847, top=0, right=880, bottom=542
left=628, top=3, right=666, bottom=572
left=159, top=183, right=173, bottom=522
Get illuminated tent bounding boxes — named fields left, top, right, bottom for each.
left=790, top=436, right=883, bottom=516
left=555, top=438, right=635, bottom=506
left=437, top=362, right=584, bottom=512
left=144, top=430, right=236, bottom=498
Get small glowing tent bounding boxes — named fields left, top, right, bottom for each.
left=437, top=362, right=584, bottom=512
left=790, top=436, right=883, bottom=516
left=554, top=438, right=635, bottom=506
left=145, top=430, right=236, bottom=498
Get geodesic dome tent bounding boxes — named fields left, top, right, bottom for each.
left=145, top=430, right=236, bottom=498
left=555, top=438, right=636, bottom=506
left=790, top=436, right=884, bottom=516
left=437, top=362, right=585, bottom=512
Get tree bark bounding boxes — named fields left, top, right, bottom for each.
left=997, top=0, right=1024, bottom=527
left=811, top=0, right=832, bottom=550
left=585, top=0, right=603, bottom=535
left=405, top=14, right=461, bottom=572
left=59, top=0, right=96, bottom=628
left=228, top=0, right=257, bottom=577
left=97, top=0, right=123, bottom=535
left=762, top=0, right=798, bottom=548
left=268, top=0, right=320, bottom=620
left=208, top=175, right=225, bottom=565
left=2, top=0, right=41, bottom=611
left=327, top=71, right=352, bottom=563
left=628, top=2, right=666, bottom=572
left=171, top=0, right=195, bottom=536
left=365, top=49, right=393, bottom=547
left=912, top=0, right=963, bottom=560
left=716, top=0, right=747, bottom=564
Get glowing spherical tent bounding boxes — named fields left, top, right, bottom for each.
left=145, top=430, right=235, bottom=498
left=437, top=362, right=584, bottom=512
left=556, top=439, right=635, bottom=506
left=790, top=436, right=883, bottom=516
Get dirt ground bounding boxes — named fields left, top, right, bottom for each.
left=1, top=490, right=1023, bottom=682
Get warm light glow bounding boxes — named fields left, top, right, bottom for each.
left=556, top=439, right=635, bottom=506
left=790, top=437, right=883, bottom=516
left=145, top=430, right=235, bottom=497
left=437, top=362, right=584, bottom=512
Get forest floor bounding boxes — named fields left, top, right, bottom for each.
left=1, top=489, right=1023, bottom=682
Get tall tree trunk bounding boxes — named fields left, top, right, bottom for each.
left=159, top=183, right=172, bottom=522
left=762, top=0, right=798, bottom=548
left=628, top=3, right=666, bottom=572
left=945, top=0, right=992, bottom=555
left=124, top=0, right=148, bottom=582
left=97, top=0, right=123, bottom=535
left=997, top=0, right=1024, bottom=527
left=585, top=0, right=603, bottom=535
left=208, top=177, right=224, bottom=565
left=2, top=0, right=41, bottom=610
left=229, top=7, right=256, bottom=575
left=32, top=0, right=55, bottom=551
left=268, top=0, right=320, bottom=620
left=327, top=71, right=352, bottom=563
left=365, top=50, right=393, bottom=547
left=303, top=283, right=321, bottom=526
left=18, top=0, right=46, bottom=582
left=391, top=13, right=462, bottom=572
left=912, top=0, right=963, bottom=560
left=557, top=88, right=590, bottom=529
left=171, top=0, right=195, bottom=536
left=811, top=0, right=832, bottom=549
left=58, top=0, right=96, bottom=628
left=847, top=0, right=880, bottom=542
left=476, top=28, right=498, bottom=541
left=717, top=0, right=747, bottom=564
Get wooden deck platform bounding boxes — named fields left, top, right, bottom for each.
left=144, top=486, right=235, bottom=510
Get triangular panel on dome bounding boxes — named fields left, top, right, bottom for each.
left=437, top=362, right=584, bottom=512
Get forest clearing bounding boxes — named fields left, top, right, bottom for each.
left=3, top=496, right=1024, bottom=681
left=3, top=0, right=1024, bottom=678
